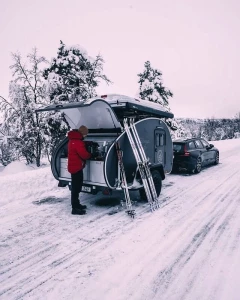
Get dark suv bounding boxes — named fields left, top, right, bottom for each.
left=172, top=138, right=219, bottom=174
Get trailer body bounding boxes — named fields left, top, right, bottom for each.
left=36, top=94, right=174, bottom=196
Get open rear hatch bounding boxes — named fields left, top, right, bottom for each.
left=36, top=95, right=174, bottom=129
left=36, top=99, right=122, bottom=131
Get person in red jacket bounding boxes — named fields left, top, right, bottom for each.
left=68, top=125, right=91, bottom=215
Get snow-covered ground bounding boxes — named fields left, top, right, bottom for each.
left=0, top=139, right=240, bottom=300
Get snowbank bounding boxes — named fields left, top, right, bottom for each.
left=211, top=138, right=240, bottom=152
left=1, top=160, right=32, bottom=176
left=0, top=164, right=68, bottom=207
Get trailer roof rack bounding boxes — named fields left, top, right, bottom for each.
left=100, top=94, right=174, bottom=120
left=35, top=94, right=174, bottom=127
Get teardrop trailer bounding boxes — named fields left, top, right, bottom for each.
left=36, top=94, right=174, bottom=216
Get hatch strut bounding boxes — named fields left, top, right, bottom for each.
left=123, top=118, right=160, bottom=212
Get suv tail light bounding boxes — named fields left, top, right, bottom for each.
left=181, top=144, right=190, bottom=156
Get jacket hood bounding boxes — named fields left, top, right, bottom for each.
left=68, top=130, right=83, bottom=140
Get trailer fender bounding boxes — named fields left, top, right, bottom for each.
left=135, top=163, right=165, bottom=182
left=150, top=164, right=165, bottom=180
left=58, top=180, right=68, bottom=187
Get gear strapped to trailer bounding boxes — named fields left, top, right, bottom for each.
left=123, top=118, right=160, bottom=212
left=115, top=142, right=136, bottom=218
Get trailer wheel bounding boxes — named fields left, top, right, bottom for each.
left=139, top=170, right=162, bottom=201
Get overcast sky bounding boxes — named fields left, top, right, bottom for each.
left=1, top=0, right=240, bottom=119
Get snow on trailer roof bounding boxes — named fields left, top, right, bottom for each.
left=35, top=94, right=174, bottom=119
left=88, top=94, right=174, bottom=119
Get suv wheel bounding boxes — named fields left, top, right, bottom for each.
left=139, top=170, right=162, bottom=201
left=194, top=157, right=202, bottom=173
left=214, top=152, right=219, bottom=165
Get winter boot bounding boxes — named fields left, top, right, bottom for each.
left=77, top=203, right=87, bottom=209
left=72, top=208, right=86, bottom=215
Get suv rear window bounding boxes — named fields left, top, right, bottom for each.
left=173, top=143, right=184, bottom=152
left=188, top=141, right=196, bottom=149
left=195, top=140, right=204, bottom=148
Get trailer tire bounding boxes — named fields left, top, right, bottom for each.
left=139, top=170, right=162, bottom=201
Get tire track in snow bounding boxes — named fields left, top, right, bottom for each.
left=19, top=168, right=239, bottom=298
left=159, top=165, right=239, bottom=231
left=170, top=195, right=240, bottom=300
left=149, top=171, right=240, bottom=299
left=83, top=159, right=240, bottom=300
left=0, top=189, right=152, bottom=272
left=177, top=197, right=240, bottom=300
left=0, top=199, right=148, bottom=276
left=0, top=197, right=151, bottom=299
left=69, top=165, right=240, bottom=300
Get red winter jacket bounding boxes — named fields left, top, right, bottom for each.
left=67, top=130, right=91, bottom=174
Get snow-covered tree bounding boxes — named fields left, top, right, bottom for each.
left=137, top=61, right=183, bottom=138
left=43, top=40, right=111, bottom=103
left=0, top=49, right=50, bottom=166
left=42, top=41, right=112, bottom=152
left=167, top=119, right=186, bottom=139
left=137, top=61, right=173, bottom=108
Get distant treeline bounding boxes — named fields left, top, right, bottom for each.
left=177, top=117, right=240, bottom=141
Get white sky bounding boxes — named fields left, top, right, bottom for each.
left=1, top=0, right=240, bottom=118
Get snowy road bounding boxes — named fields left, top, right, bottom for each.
left=0, top=139, right=240, bottom=300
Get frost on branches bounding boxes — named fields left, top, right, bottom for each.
left=43, top=41, right=111, bottom=103
left=0, top=49, right=52, bottom=166
left=165, top=118, right=186, bottom=139
left=137, top=61, right=184, bottom=139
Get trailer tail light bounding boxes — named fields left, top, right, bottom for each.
left=102, top=188, right=112, bottom=195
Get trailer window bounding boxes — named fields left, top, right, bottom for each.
left=156, top=133, right=165, bottom=146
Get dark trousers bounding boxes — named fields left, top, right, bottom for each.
left=71, top=170, right=83, bottom=208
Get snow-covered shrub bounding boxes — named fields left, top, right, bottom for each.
left=0, top=136, right=16, bottom=166
left=234, top=132, right=240, bottom=139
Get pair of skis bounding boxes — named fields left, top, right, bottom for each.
left=115, top=142, right=136, bottom=218
left=115, top=118, right=160, bottom=216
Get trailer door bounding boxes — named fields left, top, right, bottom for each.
left=154, top=129, right=166, bottom=166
